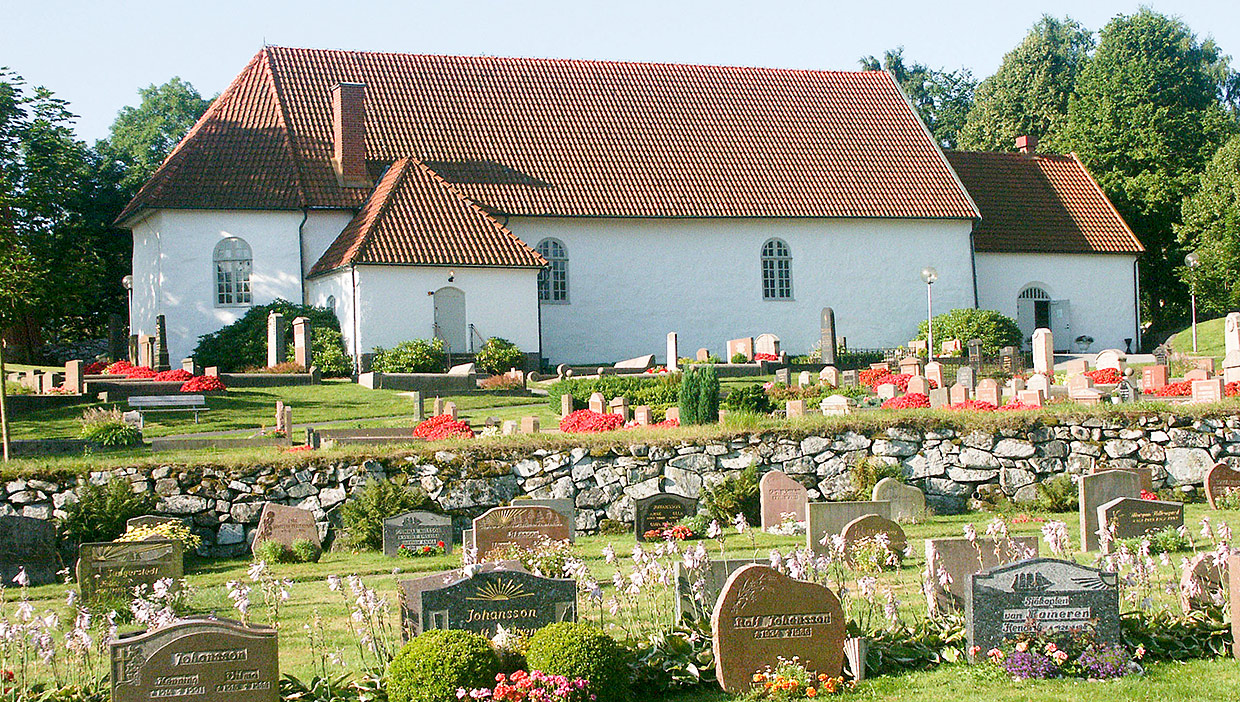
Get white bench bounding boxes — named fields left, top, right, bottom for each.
left=127, top=395, right=210, bottom=427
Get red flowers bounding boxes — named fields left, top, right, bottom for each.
left=124, top=366, right=157, bottom=379
left=559, top=409, right=624, bottom=433
left=83, top=361, right=107, bottom=374
left=644, top=524, right=695, bottom=540
left=882, top=393, right=930, bottom=409
left=944, top=400, right=998, bottom=412
left=1227, top=382, right=1240, bottom=397
left=754, top=353, right=779, bottom=362
left=180, top=375, right=225, bottom=392
left=104, top=360, right=134, bottom=375
left=1140, top=489, right=1158, bottom=501
left=864, top=372, right=933, bottom=392
left=153, top=369, right=194, bottom=382
left=1084, top=368, right=1122, bottom=384
left=859, top=368, right=891, bottom=387
left=413, top=414, right=475, bottom=440
left=1148, top=381, right=1192, bottom=397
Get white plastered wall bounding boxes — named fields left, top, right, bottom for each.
left=974, top=252, right=1140, bottom=353
left=129, top=209, right=306, bottom=363
left=507, top=216, right=977, bottom=364
left=307, top=264, right=541, bottom=359
left=301, top=210, right=356, bottom=277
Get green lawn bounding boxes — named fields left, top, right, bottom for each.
left=1170, top=316, right=1227, bottom=360
left=11, top=502, right=1240, bottom=699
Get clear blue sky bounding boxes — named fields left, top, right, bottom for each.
left=4, top=0, right=1239, bottom=143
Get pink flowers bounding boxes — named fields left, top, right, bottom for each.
left=414, top=414, right=475, bottom=440
left=559, top=410, right=624, bottom=433
left=457, top=670, right=594, bottom=702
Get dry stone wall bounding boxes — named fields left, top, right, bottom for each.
left=5, top=414, right=1240, bottom=557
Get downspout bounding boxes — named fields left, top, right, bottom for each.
left=1133, top=258, right=1142, bottom=351
left=351, top=265, right=361, bottom=373
left=297, top=208, right=309, bottom=304
left=968, top=226, right=980, bottom=308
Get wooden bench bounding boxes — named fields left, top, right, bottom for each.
left=127, top=395, right=210, bottom=427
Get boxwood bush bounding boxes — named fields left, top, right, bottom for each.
left=371, top=338, right=447, bottom=373
left=193, top=299, right=343, bottom=372
left=914, top=308, right=1022, bottom=355
left=387, top=630, right=500, bottom=702
left=475, top=336, right=524, bottom=374
left=525, top=623, right=629, bottom=702
left=548, top=374, right=680, bottom=412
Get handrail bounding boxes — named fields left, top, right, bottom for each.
left=468, top=324, right=486, bottom=353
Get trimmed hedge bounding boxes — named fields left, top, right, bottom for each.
left=387, top=630, right=500, bottom=702
left=525, top=623, right=630, bottom=702
left=548, top=374, right=680, bottom=412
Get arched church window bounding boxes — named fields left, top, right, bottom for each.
left=536, top=238, right=568, bottom=302
left=761, top=238, right=793, bottom=300
left=214, top=237, right=252, bottom=306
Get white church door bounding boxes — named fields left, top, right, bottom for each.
left=433, top=286, right=467, bottom=354
left=1050, top=300, right=1072, bottom=351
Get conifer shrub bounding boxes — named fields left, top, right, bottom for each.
left=678, top=364, right=719, bottom=425
left=387, top=630, right=500, bottom=702
left=339, top=479, right=436, bottom=550
left=525, top=623, right=629, bottom=702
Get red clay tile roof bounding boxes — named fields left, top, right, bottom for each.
left=309, top=158, right=546, bottom=276
left=944, top=151, right=1143, bottom=255
left=120, top=46, right=979, bottom=224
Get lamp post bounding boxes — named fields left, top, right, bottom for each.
left=921, top=267, right=938, bottom=361
left=1185, top=253, right=1200, bottom=353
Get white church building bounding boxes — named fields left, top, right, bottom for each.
left=118, top=47, right=1144, bottom=366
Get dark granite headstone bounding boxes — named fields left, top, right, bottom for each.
left=1113, top=378, right=1139, bottom=403
left=382, top=511, right=453, bottom=557
left=251, top=503, right=321, bottom=554
left=966, top=558, right=1120, bottom=657
left=110, top=618, right=277, bottom=702
left=1079, top=470, right=1141, bottom=552
left=967, top=339, right=982, bottom=369
left=956, top=366, right=975, bottom=390
left=78, top=539, right=183, bottom=601
left=925, top=536, right=1039, bottom=615
left=711, top=564, right=845, bottom=693
left=1154, top=344, right=1169, bottom=367
left=634, top=494, right=698, bottom=542
left=820, top=307, right=837, bottom=366
left=398, top=563, right=575, bottom=639
left=0, top=515, right=61, bottom=586
left=674, top=558, right=763, bottom=622
left=1097, top=496, right=1183, bottom=550
left=472, top=505, right=572, bottom=557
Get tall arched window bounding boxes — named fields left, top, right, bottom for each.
left=214, top=237, right=252, bottom=306
left=761, top=238, right=793, bottom=300
left=536, top=238, right=568, bottom=303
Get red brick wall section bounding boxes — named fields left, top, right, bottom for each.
left=332, top=82, right=369, bottom=187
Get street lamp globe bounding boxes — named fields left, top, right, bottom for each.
left=121, top=275, right=133, bottom=291
left=1185, top=252, right=1200, bottom=268
left=921, top=267, right=938, bottom=285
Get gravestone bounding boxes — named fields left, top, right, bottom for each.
left=820, top=307, right=837, bottom=366
left=956, top=366, right=975, bottom=390
left=975, top=378, right=1000, bottom=407
left=635, top=494, right=698, bottom=541
left=1097, top=497, right=1183, bottom=550
left=760, top=470, right=808, bottom=530
left=819, top=366, right=840, bottom=387
left=1178, top=548, right=1240, bottom=613
left=1192, top=377, right=1224, bottom=403
left=924, top=361, right=944, bottom=390
left=110, top=618, right=278, bottom=702
left=251, top=503, right=321, bottom=554
left=967, top=339, right=982, bottom=369
left=1185, top=368, right=1212, bottom=382
left=806, top=501, right=892, bottom=556
left=924, top=536, right=1039, bottom=615
left=1079, top=471, right=1141, bottom=552
left=1230, top=554, right=1240, bottom=659
left=819, top=395, right=851, bottom=416
left=1095, top=349, right=1124, bottom=372
left=65, top=359, right=84, bottom=394
left=1062, top=358, right=1089, bottom=376
left=840, top=370, right=858, bottom=388
left=473, top=505, right=572, bottom=556
left=588, top=392, right=605, bottom=414
left=0, top=515, right=60, bottom=586
left=382, top=511, right=453, bottom=557
left=153, top=314, right=171, bottom=371
left=561, top=393, right=574, bottom=418
left=928, top=387, right=949, bottom=408
left=522, top=498, right=577, bottom=540
left=774, top=368, right=791, bottom=386
left=1224, top=312, right=1240, bottom=383
left=1032, top=328, right=1053, bottom=374
left=442, top=401, right=457, bottom=418
left=796, top=370, right=811, bottom=388
left=949, top=383, right=968, bottom=404
left=1025, top=373, right=1050, bottom=401
left=876, top=383, right=898, bottom=401
left=665, top=332, right=679, bottom=372
left=712, top=564, right=845, bottom=693
left=898, top=356, right=922, bottom=377
left=906, top=375, right=930, bottom=396
left=1093, top=465, right=1154, bottom=492
left=266, top=312, right=285, bottom=368
left=292, top=317, right=313, bottom=368
left=966, top=558, right=1120, bottom=656
left=696, top=348, right=710, bottom=362
left=399, top=564, right=575, bottom=639
left=754, top=334, right=780, bottom=357
left=615, top=354, right=655, bottom=370
left=1113, top=377, right=1139, bottom=403
left=1142, top=365, right=1169, bottom=392
left=1154, top=344, right=1170, bottom=367
left=840, top=514, right=906, bottom=564
left=1206, top=462, right=1240, bottom=509
left=785, top=399, right=806, bottom=417
left=608, top=396, right=629, bottom=421
left=412, top=391, right=425, bottom=421
left=674, top=557, right=764, bottom=621
left=871, top=477, right=925, bottom=521
left=632, top=406, right=652, bottom=425
left=78, top=539, right=183, bottom=601
left=726, top=338, right=754, bottom=362
left=520, top=416, right=541, bottom=433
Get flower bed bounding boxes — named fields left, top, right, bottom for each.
left=881, top=393, right=929, bottom=409
left=153, top=369, right=194, bottom=382
left=457, top=670, right=593, bottom=702
left=124, top=366, right=157, bottom=379
left=413, top=414, right=475, bottom=440
left=1227, top=382, right=1240, bottom=397
left=180, top=375, right=225, bottom=393
left=859, top=368, right=890, bottom=387
left=395, top=541, right=447, bottom=558
left=83, top=361, right=107, bottom=375
left=754, top=353, right=779, bottom=362
left=104, top=360, right=134, bottom=375
left=944, top=399, right=997, bottom=412
left=559, top=409, right=625, bottom=433
left=1148, top=380, right=1192, bottom=397
left=1084, top=367, right=1122, bottom=384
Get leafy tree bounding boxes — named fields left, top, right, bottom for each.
left=1176, top=135, right=1240, bottom=315
left=1063, top=9, right=1238, bottom=339
left=958, top=15, right=1095, bottom=151
left=99, top=77, right=211, bottom=192
left=914, top=308, right=1022, bottom=355
left=860, top=48, right=976, bottom=148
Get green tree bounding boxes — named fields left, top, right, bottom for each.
left=958, top=15, right=1094, bottom=151
left=860, top=48, right=976, bottom=148
left=1176, top=135, right=1240, bottom=315
left=100, top=77, right=211, bottom=191
left=1063, top=9, right=1237, bottom=338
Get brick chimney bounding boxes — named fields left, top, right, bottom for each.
left=1015, top=135, right=1038, bottom=154
left=331, top=82, right=370, bottom=187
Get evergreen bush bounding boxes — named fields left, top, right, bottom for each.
left=914, top=308, right=1022, bottom=355
left=702, top=466, right=761, bottom=526
left=720, top=383, right=772, bottom=414
left=339, top=479, right=436, bottom=551
left=193, top=299, right=341, bottom=372
left=525, top=623, right=630, bottom=702
left=387, top=630, right=500, bottom=702
left=547, top=374, right=680, bottom=413
left=59, top=478, right=158, bottom=548
left=678, top=365, right=719, bottom=425
left=371, top=339, right=447, bottom=373
left=313, top=327, right=354, bottom=377
left=475, top=337, right=524, bottom=374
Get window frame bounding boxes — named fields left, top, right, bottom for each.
left=536, top=238, right=570, bottom=304
left=761, top=238, right=794, bottom=301
left=213, top=237, right=253, bottom=308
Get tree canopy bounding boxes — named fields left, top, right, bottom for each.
left=958, top=15, right=1094, bottom=151
left=1176, top=135, right=1240, bottom=316
left=1063, top=9, right=1238, bottom=336
left=860, top=48, right=975, bottom=149
left=99, top=77, right=210, bottom=192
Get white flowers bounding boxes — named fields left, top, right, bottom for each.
left=1040, top=520, right=1070, bottom=556
left=13, top=567, right=30, bottom=588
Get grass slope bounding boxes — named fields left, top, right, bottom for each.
left=1169, top=317, right=1226, bottom=360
